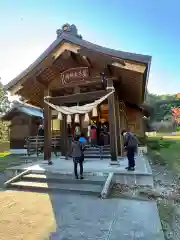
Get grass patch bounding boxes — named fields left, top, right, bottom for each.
left=0, top=141, right=23, bottom=173
left=157, top=200, right=174, bottom=235
left=0, top=141, right=9, bottom=153
left=0, top=154, right=23, bottom=173
left=147, top=136, right=180, bottom=172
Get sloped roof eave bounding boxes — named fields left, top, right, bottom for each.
left=4, top=33, right=152, bottom=91
left=1, top=105, right=43, bottom=121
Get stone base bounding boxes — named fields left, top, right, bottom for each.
left=109, top=161, right=120, bottom=166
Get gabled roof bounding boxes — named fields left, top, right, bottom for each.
left=1, top=100, right=43, bottom=121
left=5, top=23, right=151, bottom=91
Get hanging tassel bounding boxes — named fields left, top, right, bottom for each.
left=92, top=107, right=98, bottom=117
left=84, top=113, right=89, bottom=122
left=67, top=114, right=72, bottom=123
left=57, top=112, right=62, bottom=120
left=74, top=114, right=80, bottom=123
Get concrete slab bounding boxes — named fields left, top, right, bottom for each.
left=6, top=155, right=152, bottom=176
left=47, top=193, right=164, bottom=240
left=10, top=181, right=102, bottom=195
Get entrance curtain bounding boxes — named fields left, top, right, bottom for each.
left=44, top=90, right=114, bottom=115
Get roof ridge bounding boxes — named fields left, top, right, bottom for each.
left=5, top=24, right=152, bottom=91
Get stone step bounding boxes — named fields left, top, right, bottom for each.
left=62, top=156, right=112, bottom=161
left=83, top=154, right=111, bottom=159
left=31, top=169, right=109, bottom=178
left=84, top=150, right=110, bottom=155
left=114, top=174, right=153, bottom=187
left=22, top=173, right=106, bottom=185
left=85, top=146, right=110, bottom=149
left=9, top=181, right=102, bottom=196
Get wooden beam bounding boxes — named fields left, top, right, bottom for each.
left=60, top=114, right=67, bottom=157
left=48, top=90, right=107, bottom=105
left=115, top=94, right=121, bottom=155
left=78, top=48, right=126, bottom=67
left=107, top=79, right=118, bottom=162
left=44, top=89, right=52, bottom=161
left=82, top=56, right=91, bottom=67
left=8, top=84, right=23, bottom=95
left=36, top=75, right=48, bottom=88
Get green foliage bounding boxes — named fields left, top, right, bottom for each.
left=147, top=137, right=180, bottom=171
left=145, top=91, right=176, bottom=105
left=176, top=126, right=180, bottom=132
left=0, top=80, right=10, bottom=141
left=0, top=81, right=10, bottom=114
left=147, top=138, right=175, bottom=150
left=146, top=91, right=180, bottom=122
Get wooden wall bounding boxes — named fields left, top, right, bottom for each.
left=10, top=113, right=41, bottom=149
left=125, top=105, right=144, bottom=135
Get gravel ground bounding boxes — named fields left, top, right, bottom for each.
left=151, top=164, right=180, bottom=240
left=0, top=191, right=56, bottom=240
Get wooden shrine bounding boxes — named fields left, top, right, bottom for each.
left=1, top=101, right=43, bottom=150
left=4, top=23, right=151, bottom=162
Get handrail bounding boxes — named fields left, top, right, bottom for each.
left=4, top=169, right=31, bottom=187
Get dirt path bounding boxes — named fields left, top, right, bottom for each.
left=0, top=191, right=56, bottom=240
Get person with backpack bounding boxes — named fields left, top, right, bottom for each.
left=121, top=129, right=139, bottom=171
left=70, top=136, right=84, bottom=179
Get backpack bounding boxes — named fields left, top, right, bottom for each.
left=127, top=133, right=139, bottom=148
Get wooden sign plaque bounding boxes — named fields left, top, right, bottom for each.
left=61, top=67, right=89, bottom=85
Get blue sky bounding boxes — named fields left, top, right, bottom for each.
left=0, top=0, right=179, bottom=94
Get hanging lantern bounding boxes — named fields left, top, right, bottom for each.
left=67, top=114, right=72, bottom=123
left=92, top=107, right=98, bottom=117
left=84, top=113, right=89, bottom=122
left=57, top=112, right=62, bottom=120
left=74, top=114, right=80, bottom=123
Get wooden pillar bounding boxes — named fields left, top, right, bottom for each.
left=115, top=94, right=121, bottom=156
left=60, top=117, right=64, bottom=155
left=60, top=115, right=67, bottom=157
left=44, top=89, right=52, bottom=161
left=107, top=79, right=118, bottom=162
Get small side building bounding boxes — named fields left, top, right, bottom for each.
left=1, top=101, right=43, bottom=153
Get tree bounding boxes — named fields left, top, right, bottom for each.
left=0, top=79, right=10, bottom=141
left=146, top=91, right=180, bottom=122
left=0, top=79, right=10, bottom=114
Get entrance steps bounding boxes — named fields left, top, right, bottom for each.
left=5, top=172, right=107, bottom=196
left=84, top=145, right=111, bottom=159
left=114, top=173, right=153, bottom=187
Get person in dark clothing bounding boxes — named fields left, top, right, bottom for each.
left=38, top=124, right=53, bottom=165
left=38, top=124, right=44, bottom=136
left=37, top=124, right=44, bottom=154
left=70, top=136, right=84, bottom=179
left=121, top=129, right=139, bottom=171
left=90, top=125, right=97, bottom=147
left=98, top=131, right=104, bottom=159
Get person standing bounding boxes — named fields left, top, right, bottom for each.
left=90, top=126, right=97, bottom=147
left=37, top=124, right=44, bottom=154
left=121, top=130, right=139, bottom=171
left=38, top=124, right=44, bottom=137
left=98, top=130, right=104, bottom=160
left=74, top=124, right=81, bottom=137
left=70, top=136, right=84, bottom=179
left=38, top=123, right=53, bottom=165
